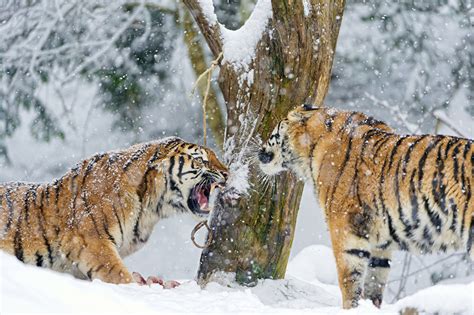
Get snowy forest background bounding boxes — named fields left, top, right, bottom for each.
left=1, top=0, right=473, bottom=304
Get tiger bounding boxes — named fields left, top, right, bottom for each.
left=0, top=137, right=228, bottom=285
left=258, top=105, right=474, bottom=309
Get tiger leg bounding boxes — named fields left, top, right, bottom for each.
left=467, top=215, right=474, bottom=261
left=331, top=234, right=371, bottom=309
left=363, top=249, right=392, bottom=308
left=63, top=236, right=132, bottom=284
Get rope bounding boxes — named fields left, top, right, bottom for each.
left=191, top=220, right=213, bottom=249
left=191, top=52, right=223, bottom=146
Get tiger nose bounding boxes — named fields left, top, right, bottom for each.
left=258, top=149, right=274, bottom=164
left=222, top=170, right=229, bottom=181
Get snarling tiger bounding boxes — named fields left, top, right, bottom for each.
left=258, top=105, right=474, bottom=309
left=0, top=137, right=228, bottom=285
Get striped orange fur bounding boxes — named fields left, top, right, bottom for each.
left=258, top=105, right=474, bottom=309
left=0, top=137, right=228, bottom=284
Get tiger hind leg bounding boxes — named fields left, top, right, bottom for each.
left=363, top=249, right=392, bottom=308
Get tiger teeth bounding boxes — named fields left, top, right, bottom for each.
left=210, top=182, right=225, bottom=191
left=210, top=182, right=219, bottom=192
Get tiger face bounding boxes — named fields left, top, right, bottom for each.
left=258, top=119, right=300, bottom=177
left=164, top=145, right=228, bottom=218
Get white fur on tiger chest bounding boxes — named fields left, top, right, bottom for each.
left=115, top=195, right=154, bottom=257
left=118, top=210, right=159, bottom=257
left=116, top=190, right=180, bottom=258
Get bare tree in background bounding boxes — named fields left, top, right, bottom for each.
left=183, top=0, right=345, bottom=284
left=0, top=1, right=225, bottom=159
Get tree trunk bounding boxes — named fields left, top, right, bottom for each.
left=183, top=0, right=345, bottom=285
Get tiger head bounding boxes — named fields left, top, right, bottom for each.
left=258, top=105, right=318, bottom=179
left=158, top=140, right=229, bottom=219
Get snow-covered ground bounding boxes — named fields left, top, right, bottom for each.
left=1, top=246, right=473, bottom=314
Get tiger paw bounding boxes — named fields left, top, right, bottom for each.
left=146, top=275, right=180, bottom=289
left=132, top=272, right=180, bottom=289
left=162, top=279, right=180, bottom=289
left=132, top=272, right=148, bottom=285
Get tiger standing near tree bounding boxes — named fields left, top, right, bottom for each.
left=0, top=137, right=228, bottom=286
left=258, top=105, right=474, bottom=309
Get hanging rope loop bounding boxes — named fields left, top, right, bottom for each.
left=191, top=52, right=223, bottom=146
left=191, top=220, right=213, bottom=249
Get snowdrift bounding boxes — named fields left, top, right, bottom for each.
left=1, top=247, right=473, bottom=314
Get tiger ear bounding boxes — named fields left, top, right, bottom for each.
left=147, top=155, right=168, bottom=173
left=287, top=104, right=319, bottom=123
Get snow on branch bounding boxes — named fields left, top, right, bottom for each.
left=182, top=0, right=222, bottom=57
left=221, top=0, right=272, bottom=70
left=196, top=0, right=218, bottom=25
left=61, top=2, right=146, bottom=83
left=184, top=0, right=273, bottom=70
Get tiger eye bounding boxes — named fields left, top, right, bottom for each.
left=194, top=157, right=204, bottom=166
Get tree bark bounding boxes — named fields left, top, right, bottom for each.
left=183, top=0, right=345, bottom=285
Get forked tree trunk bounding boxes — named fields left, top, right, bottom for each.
left=183, top=0, right=345, bottom=285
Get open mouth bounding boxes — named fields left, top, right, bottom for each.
left=187, top=180, right=225, bottom=215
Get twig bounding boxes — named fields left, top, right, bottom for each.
left=388, top=253, right=464, bottom=285
left=431, top=110, right=469, bottom=138
left=60, top=1, right=146, bottom=84
left=392, top=253, right=412, bottom=302
left=365, top=92, right=420, bottom=134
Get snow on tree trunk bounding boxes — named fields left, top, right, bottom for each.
left=183, top=0, right=345, bottom=285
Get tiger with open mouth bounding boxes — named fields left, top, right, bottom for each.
left=0, top=137, right=228, bottom=285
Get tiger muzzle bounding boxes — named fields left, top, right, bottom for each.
left=258, top=149, right=274, bottom=164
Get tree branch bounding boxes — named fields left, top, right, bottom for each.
left=313, top=0, right=345, bottom=105
left=271, top=0, right=304, bottom=22
left=182, top=0, right=223, bottom=57
left=432, top=110, right=469, bottom=138
left=365, top=93, right=421, bottom=134
left=61, top=2, right=146, bottom=83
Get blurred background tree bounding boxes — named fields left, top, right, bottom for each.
left=328, top=0, right=473, bottom=134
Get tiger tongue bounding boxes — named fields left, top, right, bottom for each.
left=197, top=190, right=208, bottom=209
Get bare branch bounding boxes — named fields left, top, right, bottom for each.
left=432, top=110, right=469, bottom=138
left=182, top=0, right=223, bottom=57
left=365, top=93, right=421, bottom=134
left=61, top=2, right=145, bottom=83
left=366, top=93, right=470, bottom=138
